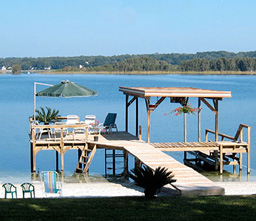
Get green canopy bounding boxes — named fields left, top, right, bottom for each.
left=36, top=80, right=98, bottom=97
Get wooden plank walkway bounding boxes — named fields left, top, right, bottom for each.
left=88, top=132, right=224, bottom=196
left=151, top=142, right=219, bottom=151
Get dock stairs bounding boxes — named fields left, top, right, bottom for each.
left=75, top=144, right=97, bottom=173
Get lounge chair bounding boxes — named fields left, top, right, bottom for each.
left=102, top=113, right=118, bottom=133
left=2, top=183, right=17, bottom=199
left=21, top=183, right=35, bottom=198
left=41, top=171, right=62, bottom=196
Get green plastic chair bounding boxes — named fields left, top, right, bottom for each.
left=21, top=183, right=35, bottom=198
left=2, top=183, right=17, bottom=199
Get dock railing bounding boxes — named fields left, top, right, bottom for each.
left=205, top=123, right=251, bottom=143
left=205, top=123, right=251, bottom=174
left=30, top=123, right=89, bottom=173
left=30, top=124, right=89, bottom=143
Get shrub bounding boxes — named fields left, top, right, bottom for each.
left=130, top=166, right=176, bottom=198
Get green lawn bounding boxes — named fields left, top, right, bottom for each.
left=1, top=196, right=256, bottom=220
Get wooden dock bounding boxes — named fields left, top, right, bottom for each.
left=86, top=132, right=224, bottom=196
left=30, top=123, right=250, bottom=196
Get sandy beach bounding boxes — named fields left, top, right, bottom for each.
left=1, top=180, right=256, bottom=199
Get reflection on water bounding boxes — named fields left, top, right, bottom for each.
left=0, top=73, right=256, bottom=183
left=202, top=170, right=255, bottom=182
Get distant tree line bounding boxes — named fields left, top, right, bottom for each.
left=87, top=57, right=177, bottom=72
left=1, top=51, right=256, bottom=72
left=179, top=57, right=256, bottom=72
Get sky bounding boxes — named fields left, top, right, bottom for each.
left=1, top=0, right=256, bottom=58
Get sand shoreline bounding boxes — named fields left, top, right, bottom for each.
left=1, top=180, right=256, bottom=199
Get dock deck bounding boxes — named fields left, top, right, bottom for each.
left=87, top=132, right=224, bottom=196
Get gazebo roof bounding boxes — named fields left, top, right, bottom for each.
left=119, top=87, right=232, bottom=98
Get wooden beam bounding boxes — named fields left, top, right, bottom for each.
left=201, top=98, right=217, bottom=114
left=198, top=98, right=201, bottom=142
left=31, top=128, right=36, bottom=173
left=155, top=97, right=166, bottom=108
left=124, top=150, right=129, bottom=179
left=145, top=98, right=151, bottom=143
left=56, top=151, right=59, bottom=172
left=136, top=97, right=139, bottom=137
left=247, top=126, right=251, bottom=174
left=60, top=128, right=64, bottom=172
left=147, top=108, right=151, bottom=143
left=220, top=144, right=223, bottom=174
left=125, top=95, right=129, bottom=132
left=215, top=99, right=219, bottom=142
left=127, top=96, right=136, bottom=107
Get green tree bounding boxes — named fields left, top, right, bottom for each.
left=12, top=64, right=22, bottom=74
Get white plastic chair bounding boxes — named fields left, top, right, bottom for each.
left=85, top=115, right=96, bottom=134
left=85, top=115, right=96, bottom=125
left=53, top=122, right=67, bottom=140
left=34, top=121, right=52, bottom=140
left=66, top=115, right=79, bottom=125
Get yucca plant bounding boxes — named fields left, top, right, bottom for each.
left=35, top=107, right=60, bottom=125
left=130, top=166, right=176, bottom=198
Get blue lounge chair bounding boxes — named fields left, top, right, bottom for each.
left=2, top=183, right=17, bottom=199
left=41, top=171, right=62, bottom=196
left=103, top=113, right=118, bottom=133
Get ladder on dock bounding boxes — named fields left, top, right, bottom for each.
left=75, top=144, right=97, bottom=173
left=105, top=149, right=125, bottom=177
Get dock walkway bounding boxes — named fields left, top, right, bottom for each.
left=88, top=132, right=224, bottom=196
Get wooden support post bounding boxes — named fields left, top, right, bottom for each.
left=56, top=151, right=59, bottom=172
left=135, top=157, right=141, bottom=169
left=112, top=149, right=116, bottom=176
left=247, top=126, right=251, bottom=174
left=147, top=109, right=151, bottom=143
left=139, top=125, right=142, bottom=141
left=124, top=150, right=129, bottom=179
left=215, top=99, right=219, bottom=142
left=136, top=97, right=139, bottom=137
left=220, top=145, right=223, bottom=174
left=30, top=143, right=34, bottom=173
left=31, top=128, right=36, bottom=173
left=239, top=153, right=243, bottom=171
left=85, top=127, right=88, bottom=142
left=184, top=113, right=187, bottom=142
left=125, top=95, right=129, bottom=132
left=214, top=150, right=218, bottom=171
left=184, top=113, right=187, bottom=162
left=233, top=164, right=237, bottom=174
left=198, top=98, right=201, bottom=142
left=145, top=98, right=151, bottom=143
left=78, top=149, right=82, bottom=170
left=60, top=128, right=64, bottom=172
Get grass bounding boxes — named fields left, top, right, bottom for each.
left=1, top=196, right=256, bottom=220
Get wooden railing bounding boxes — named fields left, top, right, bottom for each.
left=205, top=123, right=251, bottom=143
left=30, top=124, right=89, bottom=143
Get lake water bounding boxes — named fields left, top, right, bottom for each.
left=0, top=73, right=255, bottom=183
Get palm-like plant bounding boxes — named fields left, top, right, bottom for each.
left=130, top=166, right=176, bottom=198
left=35, top=107, right=59, bottom=125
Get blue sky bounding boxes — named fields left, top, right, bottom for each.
left=1, top=0, right=256, bottom=57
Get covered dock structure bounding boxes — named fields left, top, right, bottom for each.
left=119, top=87, right=250, bottom=174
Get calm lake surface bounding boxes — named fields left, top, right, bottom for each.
left=0, top=73, right=255, bottom=183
